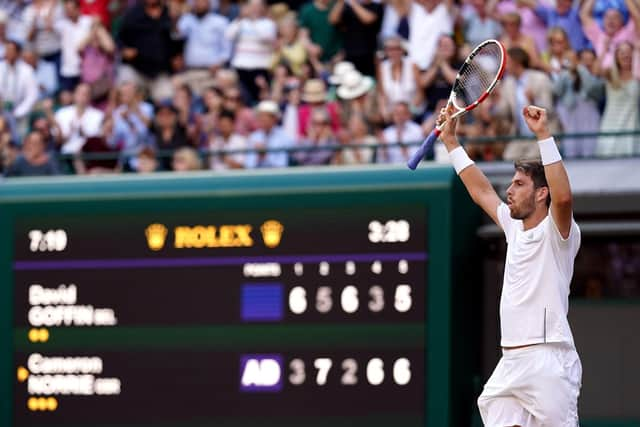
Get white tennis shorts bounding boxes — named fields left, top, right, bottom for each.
left=477, top=343, right=582, bottom=427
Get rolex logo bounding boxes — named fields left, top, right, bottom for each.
left=260, top=220, right=283, bottom=248
left=146, top=223, right=168, bottom=251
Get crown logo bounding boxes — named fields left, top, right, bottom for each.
left=145, top=224, right=168, bottom=251
left=260, top=220, right=283, bottom=248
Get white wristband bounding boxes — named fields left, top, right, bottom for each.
left=449, top=146, right=474, bottom=175
left=538, top=137, right=562, bottom=165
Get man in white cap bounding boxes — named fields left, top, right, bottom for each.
left=245, top=100, right=294, bottom=168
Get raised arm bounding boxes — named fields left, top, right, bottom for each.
left=522, top=106, right=573, bottom=238
left=439, top=104, right=502, bottom=226
left=579, top=0, right=596, bottom=27
left=625, top=0, right=640, bottom=30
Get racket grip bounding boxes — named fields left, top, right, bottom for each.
left=407, top=129, right=440, bottom=170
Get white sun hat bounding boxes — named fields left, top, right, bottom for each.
left=255, top=100, right=281, bottom=117
left=336, top=70, right=375, bottom=100
left=329, top=61, right=356, bottom=85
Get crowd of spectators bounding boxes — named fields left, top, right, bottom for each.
left=1, top=0, right=640, bottom=177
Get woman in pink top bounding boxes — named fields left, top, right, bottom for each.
left=580, top=0, right=640, bottom=71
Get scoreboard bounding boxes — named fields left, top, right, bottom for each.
left=0, top=167, right=481, bottom=427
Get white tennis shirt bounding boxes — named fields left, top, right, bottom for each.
left=497, top=203, right=581, bottom=347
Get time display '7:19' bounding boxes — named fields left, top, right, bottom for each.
left=28, top=230, right=68, bottom=252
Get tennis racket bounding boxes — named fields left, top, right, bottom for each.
left=407, top=39, right=507, bottom=170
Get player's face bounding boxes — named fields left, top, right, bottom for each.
left=506, top=170, right=536, bottom=220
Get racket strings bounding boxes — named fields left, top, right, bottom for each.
left=454, top=43, right=503, bottom=108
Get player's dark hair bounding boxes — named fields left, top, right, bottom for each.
left=514, top=159, right=551, bottom=207
left=507, top=47, right=530, bottom=69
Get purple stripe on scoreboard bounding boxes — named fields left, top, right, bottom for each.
left=241, top=283, right=283, bottom=322
left=13, top=252, right=428, bottom=271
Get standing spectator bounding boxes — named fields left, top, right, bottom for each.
left=495, top=47, right=557, bottom=160
left=54, top=83, right=104, bottom=154
left=459, top=0, right=502, bottom=52
left=22, top=0, right=64, bottom=77
left=245, top=100, right=294, bottom=168
left=416, top=34, right=460, bottom=117
left=592, top=0, right=629, bottom=28
left=334, top=112, right=376, bottom=164
left=542, top=27, right=575, bottom=75
left=150, top=102, right=190, bottom=170
left=499, top=12, right=543, bottom=70
left=176, top=0, right=231, bottom=96
left=518, top=0, right=590, bottom=53
left=22, top=47, right=58, bottom=99
left=293, top=108, right=336, bottom=165
left=0, top=1, right=29, bottom=45
left=379, top=0, right=412, bottom=42
left=329, top=0, right=384, bottom=77
left=298, top=0, right=343, bottom=65
left=0, top=10, right=10, bottom=59
left=378, top=101, right=423, bottom=164
left=551, top=36, right=605, bottom=158
left=112, top=81, right=153, bottom=153
left=597, top=41, right=640, bottom=157
left=377, top=35, right=416, bottom=122
left=208, top=109, right=247, bottom=170
left=581, top=0, right=640, bottom=72
left=225, top=0, right=277, bottom=104
left=80, top=0, right=111, bottom=28
left=77, top=16, right=116, bottom=103
left=298, top=79, right=341, bottom=138
left=408, top=0, right=453, bottom=71
left=54, top=0, right=93, bottom=92
left=4, top=130, right=60, bottom=177
left=117, top=0, right=181, bottom=102
left=493, top=0, right=549, bottom=54
left=0, top=41, right=39, bottom=133
left=273, top=12, right=318, bottom=78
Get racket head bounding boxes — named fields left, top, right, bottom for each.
left=450, top=40, right=506, bottom=113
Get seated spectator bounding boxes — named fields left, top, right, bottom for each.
left=21, top=48, right=58, bottom=99
left=329, top=0, right=383, bottom=77
left=597, top=41, right=640, bottom=157
left=172, top=146, right=203, bottom=172
left=499, top=11, right=543, bottom=70
left=377, top=36, right=417, bottom=123
left=494, top=47, right=558, bottom=160
left=334, top=113, right=376, bottom=164
left=580, top=0, right=640, bottom=71
left=416, top=34, right=461, bottom=117
left=176, top=0, right=231, bottom=96
left=245, top=100, right=294, bottom=168
left=54, top=0, right=93, bottom=92
left=518, top=0, right=590, bottom=52
left=55, top=83, right=104, bottom=154
left=196, top=86, right=224, bottom=142
left=225, top=0, right=277, bottom=104
left=378, top=101, right=423, bottom=164
left=150, top=102, right=190, bottom=170
left=298, top=0, right=343, bottom=66
left=280, top=77, right=302, bottom=141
left=135, top=146, right=159, bottom=173
left=298, top=79, right=341, bottom=138
left=222, top=86, right=257, bottom=136
left=336, top=69, right=382, bottom=129
left=75, top=125, right=121, bottom=175
left=293, top=108, right=336, bottom=165
left=459, top=0, right=502, bottom=52
left=172, top=83, right=198, bottom=144
left=80, top=0, right=111, bottom=28
left=0, top=41, right=39, bottom=133
left=4, top=130, right=60, bottom=177
left=551, top=39, right=605, bottom=158
left=208, top=109, right=247, bottom=170
left=117, top=0, right=180, bottom=102
left=77, top=15, right=116, bottom=103
left=31, top=103, right=60, bottom=151
left=112, top=81, right=154, bottom=164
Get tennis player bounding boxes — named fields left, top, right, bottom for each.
left=437, top=104, right=582, bottom=426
